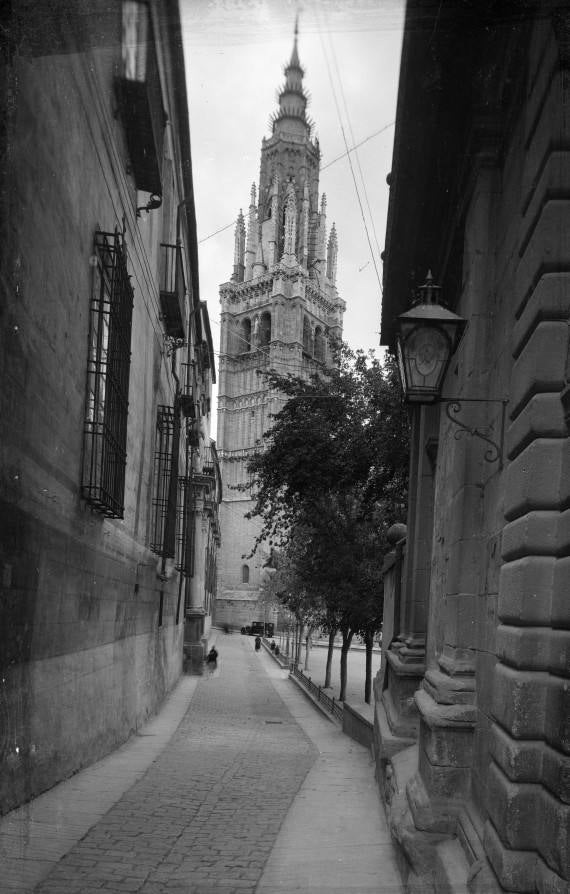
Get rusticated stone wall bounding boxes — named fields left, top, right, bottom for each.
left=484, top=20, right=570, bottom=893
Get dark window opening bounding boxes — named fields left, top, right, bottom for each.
left=242, top=564, right=250, bottom=584
left=82, top=230, right=134, bottom=518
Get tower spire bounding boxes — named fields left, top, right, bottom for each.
left=290, top=13, right=300, bottom=68
left=271, top=18, right=310, bottom=135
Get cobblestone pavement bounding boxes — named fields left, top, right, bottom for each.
left=31, top=637, right=317, bottom=894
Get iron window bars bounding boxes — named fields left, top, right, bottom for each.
left=150, top=405, right=178, bottom=556
left=82, top=230, right=134, bottom=518
left=175, top=476, right=195, bottom=576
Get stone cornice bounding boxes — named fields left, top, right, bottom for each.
left=220, top=264, right=342, bottom=318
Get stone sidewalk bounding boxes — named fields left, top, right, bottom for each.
left=0, top=634, right=402, bottom=894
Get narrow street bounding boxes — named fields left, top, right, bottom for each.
left=1, top=635, right=402, bottom=894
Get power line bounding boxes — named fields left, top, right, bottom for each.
left=325, top=25, right=384, bottom=268
left=312, top=2, right=384, bottom=299
left=321, top=122, right=394, bottom=171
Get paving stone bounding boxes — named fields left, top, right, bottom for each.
left=31, top=637, right=316, bottom=893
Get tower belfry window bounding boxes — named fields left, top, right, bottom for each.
left=303, top=316, right=312, bottom=355
left=315, top=326, right=325, bottom=362
left=259, top=312, right=271, bottom=348
left=241, top=318, right=252, bottom=353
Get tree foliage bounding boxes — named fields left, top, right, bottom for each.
left=245, top=343, right=410, bottom=700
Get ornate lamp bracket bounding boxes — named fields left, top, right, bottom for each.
left=442, top=398, right=508, bottom=469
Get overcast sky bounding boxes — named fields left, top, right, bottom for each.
left=180, top=0, right=405, bottom=433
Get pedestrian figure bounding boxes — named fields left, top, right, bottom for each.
left=254, top=636, right=261, bottom=652
left=270, top=640, right=276, bottom=651
left=206, top=646, right=218, bottom=674
left=274, top=645, right=280, bottom=656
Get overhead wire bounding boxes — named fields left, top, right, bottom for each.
left=311, top=2, right=384, bottom=300
left=320, top=122, right=394, bottom=172
left=325, top=25, right=384, bottom=268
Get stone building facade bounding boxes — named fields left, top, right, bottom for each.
left=0, top=0, right=218, bottom=813
left=216, top=28, right=345, bottom=628
left=376, top=4, right=570, bottom=893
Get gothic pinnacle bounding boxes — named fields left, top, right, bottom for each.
left=327, top=223, right=338, bottom=285
left=232, top=210, right=246, bottom=282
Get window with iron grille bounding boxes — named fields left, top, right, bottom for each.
left=150, top=405, right=177, bottom=556
left=82, top=230, right=134, bottom=518
left=176, top=477, right=195, bottom=576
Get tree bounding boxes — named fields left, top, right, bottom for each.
left=245, top=344, right=409, bottom=702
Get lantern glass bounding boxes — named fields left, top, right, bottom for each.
left=397, top=324, right=451, bottom=402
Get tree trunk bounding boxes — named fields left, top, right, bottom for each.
left=324, top=629, right=336, bottom=688
left=295, top=622, right=303, bottom=665
left=364, top=630, right=374, bottom=704
left=339, top=628, right=353, bottom=701
left=304, top=626, right=313, bottom=671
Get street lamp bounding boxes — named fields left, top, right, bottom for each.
left=395, top=271, right=467, bottom=404
left=395, top=271, right=507, bottom=467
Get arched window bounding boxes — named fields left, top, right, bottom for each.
left=240, top=318, right=251, bottom=353
left=303, top=316, right=312, bottom=355
left=314, top=327, right=325, bottom=362
left=241, top=564, right=250, bottom=584
left=259, top=311, right=271, bottom=347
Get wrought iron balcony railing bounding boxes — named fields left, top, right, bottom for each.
left=178, top=361, right=196, bottom=418
left=202, top=445, right=216, bottom=478
left=159, top=243, right=186, bottom=339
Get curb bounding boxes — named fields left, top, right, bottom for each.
left=287, top=673, right=338, bottom=724
left=261, top=640, right=338, bottom=724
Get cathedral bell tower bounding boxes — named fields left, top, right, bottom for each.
left=216, top=23, right=346, bottom=625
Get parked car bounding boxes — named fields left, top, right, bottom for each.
left=240, top=622, right=274, bottom=637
